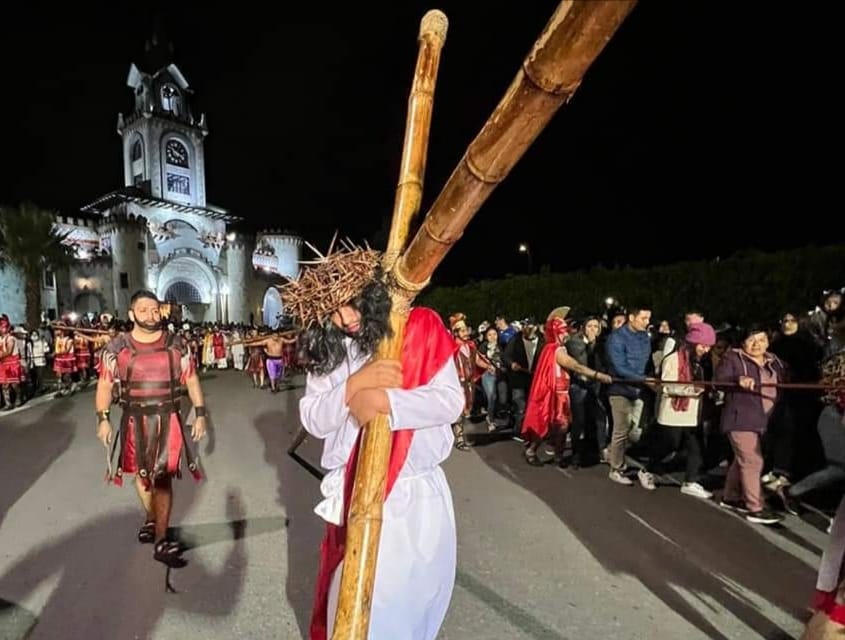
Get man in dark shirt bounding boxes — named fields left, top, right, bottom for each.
left=565, top=316, right=609, bottom=465
left=503, top=320, right=543, bottom=434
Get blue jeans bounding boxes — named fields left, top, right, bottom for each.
left=481, top=373, right=498, bottom=417
left=512, top=388, right=527, bottom=433
left=570, top=384, right=609, bottom=458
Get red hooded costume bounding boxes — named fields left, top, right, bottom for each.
left=520, top=316, right=571, bottom=441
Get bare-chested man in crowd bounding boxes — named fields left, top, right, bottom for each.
left=244, top=330, right=297, bottom=393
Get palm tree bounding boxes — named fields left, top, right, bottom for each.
left=0, top=202, right=74, bottom=328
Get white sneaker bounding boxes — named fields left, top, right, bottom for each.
left=637, top=469, right=656, bottom=491
left=681, top=482, right=713, bottom=500
left=764, top=475, right=791, bottom=492
left=609, top=469, right=633, bottom=485
left=761, top=472, right=777, bottom=485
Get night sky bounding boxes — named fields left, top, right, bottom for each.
left=0, top=2, right=835, bottom=286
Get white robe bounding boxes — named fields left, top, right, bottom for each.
left=231, top=332, right=245, bottom=370
left=299, top=338, right=464, bottom=640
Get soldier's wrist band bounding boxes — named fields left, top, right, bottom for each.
left=195, top=406, right=207, bottom=417
left=96, top=410, right=110, bottom=422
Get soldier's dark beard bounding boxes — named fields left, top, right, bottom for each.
left=135, top=319, right=161, bottom=332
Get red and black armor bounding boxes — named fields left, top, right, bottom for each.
left=53, top=335, right=76, bottom=375
left=103, top=332, right=200, bottom=487
left=212, top=332, right=225, bottom=361
left=246, top=346, right=265, bottom=374
left=453, top=338, right=478, bottom=416
left=74, top=334, right=92, bottom=370
left=0, top=334, right=22, bottom=385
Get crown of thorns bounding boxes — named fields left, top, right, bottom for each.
left=280, top=235, right=382, bottom=327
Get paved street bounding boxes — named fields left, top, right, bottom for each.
left=0, top=372, right=823, bottom=639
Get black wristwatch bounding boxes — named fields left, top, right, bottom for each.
left=96, top=409, right=110, bottom=423
left=195, top=406, right=207, bottom=418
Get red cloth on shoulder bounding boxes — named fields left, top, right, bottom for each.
left=310, top=306, right=458, bottom=640
left=520, top=343, right=571, bottom=441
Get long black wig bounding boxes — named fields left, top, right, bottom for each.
left=297, top=275, right=393, bottom=376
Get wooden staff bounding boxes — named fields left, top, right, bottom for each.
left=50, top=323, right=109, bottom=335
left=382, top=9, right=448, bottom=271
left=332, top=2, right=637, bottom=638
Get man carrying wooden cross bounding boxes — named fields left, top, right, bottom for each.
left=284, top=246, right=464, bottom=640
left=283, top=3, right=638, bottom=637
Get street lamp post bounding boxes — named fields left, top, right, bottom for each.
left=518, top=242, right=533, bottom=274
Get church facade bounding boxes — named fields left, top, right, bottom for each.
left=0, top=46, right=300, bottom=328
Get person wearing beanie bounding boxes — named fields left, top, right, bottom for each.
left=636, top=322, right=717, bottom=498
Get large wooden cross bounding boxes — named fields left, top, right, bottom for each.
left=332, top=2, right=638, bottom=637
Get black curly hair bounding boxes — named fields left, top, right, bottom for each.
left=297, top=276, right=393, bottom=376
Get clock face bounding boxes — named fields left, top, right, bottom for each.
left=165, top=140, right=188, bottom=167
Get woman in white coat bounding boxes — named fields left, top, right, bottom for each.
left=636, top=322, right=717, bottom=498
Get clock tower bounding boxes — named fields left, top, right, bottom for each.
left=116, top=34, right=208, bottom=208
left=69, top=33, right=301, bottom=325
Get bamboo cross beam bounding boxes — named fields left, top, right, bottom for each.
left=230, top=331, right=298, bottom=347
left=398, top=0, right=638, bottom=285
left=382, top=9, right=449, bottom=271
left=331, top=10, right=449, bottom=640
left=332, top=2, right=637, bottom=639
left=50, top=323, right=109, bottom=335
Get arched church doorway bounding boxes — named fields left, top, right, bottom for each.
left=262, top=287, right=283, bottom=329
left=73, top=292, right=104, bottom=315
left=164, top=281, right=205, bottom=323
left=157, top=255, right=216, bottom=323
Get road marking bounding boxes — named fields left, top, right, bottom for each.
left=626, top=509, right=680, bottom=548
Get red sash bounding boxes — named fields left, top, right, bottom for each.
left=309, top=307, right=457, bottom=640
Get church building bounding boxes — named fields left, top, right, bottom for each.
left=0, top=36, right=300, bottom=328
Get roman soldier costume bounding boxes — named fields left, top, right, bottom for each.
left=212, top=330, right=226, bottom=364
left=246, top=345, right=265, bottom=376
left=52, top=328, right=76, bottom=396
left=74, top=332, right=92, bottom=377
left=92, top=313, right=115, bottom=374
left=0, top=314, right=23, bottom=409
left=101, top=331, right=202, bottom=488
left=449, top=313, right=480, bottom=414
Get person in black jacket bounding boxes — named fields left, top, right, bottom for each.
left=503, top=319, right=544, bottom=434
